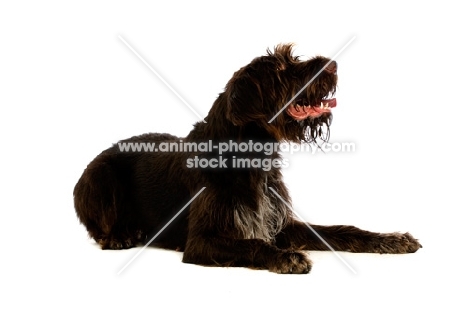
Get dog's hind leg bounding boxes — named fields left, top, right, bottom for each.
left=73, top=158, right=143, bottom=250
left=276, top=221, right=422, bottom=254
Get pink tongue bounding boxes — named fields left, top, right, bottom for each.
left=286, top=98, right=337, bottom=120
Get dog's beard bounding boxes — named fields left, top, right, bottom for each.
left=303, top=114, right=332, bottom=144
left=286, top=113, right=332, bottom=145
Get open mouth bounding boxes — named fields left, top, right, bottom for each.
left=287, top=97, right=336, bottom=120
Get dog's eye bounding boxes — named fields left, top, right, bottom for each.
left=276, top=64, right=286, bottom=71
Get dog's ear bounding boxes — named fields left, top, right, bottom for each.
left=225, top=72, right=264, bottom=126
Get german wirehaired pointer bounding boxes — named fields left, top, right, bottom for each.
left=74, top=44, right=421, bottom=273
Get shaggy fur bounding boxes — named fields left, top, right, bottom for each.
left=74, top=44, right=421, bottom=274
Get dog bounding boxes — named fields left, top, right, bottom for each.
left=74, top=44, right=421, bottom=274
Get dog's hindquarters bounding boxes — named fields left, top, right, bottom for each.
left=74, top=133, right=193, bottom=251
left=73, top=152, right=143, bottom=249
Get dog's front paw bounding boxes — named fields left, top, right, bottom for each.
left=377, top=232, right=422, bottom=254
left=268, top=251, right=312, bottom=274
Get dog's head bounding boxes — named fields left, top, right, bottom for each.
left=225, top=44, right=337, bottom=144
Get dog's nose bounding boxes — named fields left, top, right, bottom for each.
left=325, top=61, right=337, bottom=74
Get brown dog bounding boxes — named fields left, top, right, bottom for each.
left=74, top=44, right=421, bottom=274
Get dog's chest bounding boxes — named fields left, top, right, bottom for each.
left=233, top=187, right=287, bottom=242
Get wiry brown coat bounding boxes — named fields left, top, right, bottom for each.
left=74, top=44, right=421, bottom=273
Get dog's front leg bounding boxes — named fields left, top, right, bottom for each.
left=181, top=190, right=312, bottom=274
left=183, top=236, right=312, bottom=274
left=276, top=221, right=422, bottom=254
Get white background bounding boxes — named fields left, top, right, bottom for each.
left=1, top=1, right=466, bottom=309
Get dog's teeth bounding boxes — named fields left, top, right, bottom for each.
left=325, top=102, right=329, bottom=108
left=320, top=102, right=324, bottom=109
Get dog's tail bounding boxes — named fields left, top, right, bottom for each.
left=73, top=158, right=122, bottom=242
